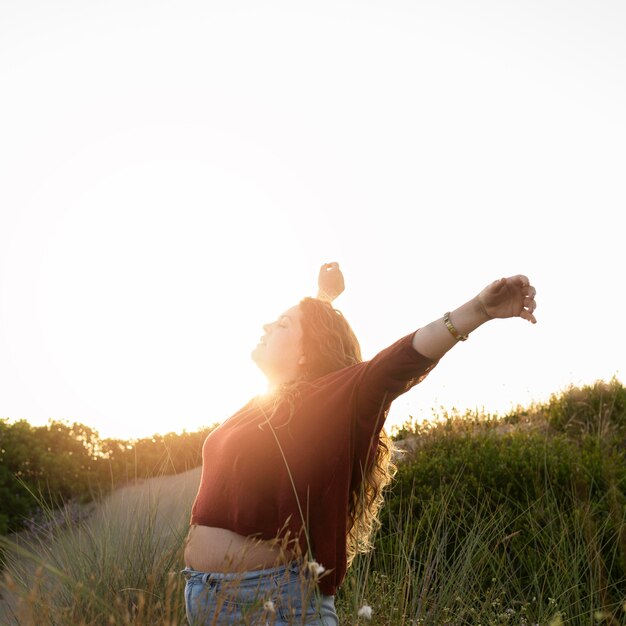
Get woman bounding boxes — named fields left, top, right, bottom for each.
left=183, top=263, right=537, bottom=625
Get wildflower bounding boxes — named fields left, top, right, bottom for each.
left=307, top=561, right=325, bottom=578
left=264, top=600, right=275, bottom=613
left=357, top=604, right=373, bottom=620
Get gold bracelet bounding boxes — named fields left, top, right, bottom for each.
left=443, top=312, right=468, bottom=341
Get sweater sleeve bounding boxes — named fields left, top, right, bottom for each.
left=354, top=331, right=438, bottom=434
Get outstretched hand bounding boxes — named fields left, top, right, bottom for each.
left=477, top=275, right=537, bottom=323
left=317, top=262, right=345, bottom=302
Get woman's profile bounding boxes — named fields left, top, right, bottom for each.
left=182, top=262, right=538, bottom=625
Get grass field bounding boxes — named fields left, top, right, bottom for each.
left=1, top=468, right=200, bottom=625
left=2, top=384, right=626, bottom=625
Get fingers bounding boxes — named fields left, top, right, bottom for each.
left=318, top=261, right=345, bottom=301
left=319, top=262, right=338, bottom=282
left=503, top=274, right=538, bottom=323
left=523, top=296, right=537, bottom=321
left=522, top=288, right=537, bottom=324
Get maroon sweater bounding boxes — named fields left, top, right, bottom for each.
left=190, top=331, right=437, bottom=595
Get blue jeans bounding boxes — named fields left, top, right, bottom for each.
left=182, top=563, right=339, bottom=625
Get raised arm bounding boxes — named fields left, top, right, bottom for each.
left=412, top=274, right=538, bottom=361
left=317, top=262, right=345, bottom=302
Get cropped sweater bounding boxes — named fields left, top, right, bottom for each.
left=190, top=331, right=437, bottom=596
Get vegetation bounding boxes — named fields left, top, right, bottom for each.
left=1, top=378, right=625, bottom=624
left=0, top=419, right=217, bottom=536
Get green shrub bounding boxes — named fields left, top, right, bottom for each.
left=371, top=381, right=626, bottom=622
left=0, top=418, right=215, bottom=537
left=546, top=377, right=626, bottom=442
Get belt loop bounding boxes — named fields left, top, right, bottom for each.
left=201, top=572, right=211, bottom=585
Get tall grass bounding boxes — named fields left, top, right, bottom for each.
left=2, top=381, right=626, bottom=625
left=1, top=470, right=198, bottom=625
left=3, top=473, right=625, bottom=624
left=339, top=479, right=626, bottom=625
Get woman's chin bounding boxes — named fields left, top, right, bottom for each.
left=250, top=347, right=264, bottom=368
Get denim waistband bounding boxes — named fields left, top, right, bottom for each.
left=181, top=562, right=301, bottom=584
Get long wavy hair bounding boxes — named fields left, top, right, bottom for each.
left=296, top=297, right=398, bottom=567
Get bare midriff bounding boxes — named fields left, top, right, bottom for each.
left=184, top=525, right=297, bottom=573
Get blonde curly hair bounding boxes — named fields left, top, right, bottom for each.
left=297, top=297, right=397, bottom=567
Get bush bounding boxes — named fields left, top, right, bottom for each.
left=0, top=418, right=215, bottom=537
left=371, top=380, right=626, bottom=621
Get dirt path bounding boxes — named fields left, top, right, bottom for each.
left=0, top=466, right=201, bottom=625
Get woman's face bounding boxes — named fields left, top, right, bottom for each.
left=251, top=305, right=306, bottom=386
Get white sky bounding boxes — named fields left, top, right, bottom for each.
left=1, top=0, right=624, bottom=440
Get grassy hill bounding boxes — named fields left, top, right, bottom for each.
left=1, top=379, right=625, bottom=625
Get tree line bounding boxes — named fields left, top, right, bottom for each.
left=0, top=419, right=217, bottom=536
